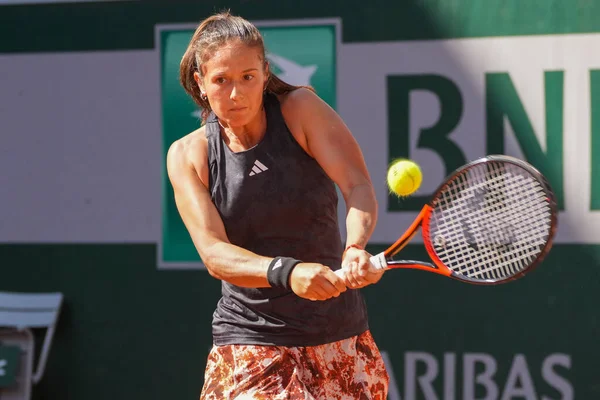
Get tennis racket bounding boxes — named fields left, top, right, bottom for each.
left=335, top=155, right=558, bottom=285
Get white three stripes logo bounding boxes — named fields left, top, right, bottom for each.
left=249, top=160, right=269, bottom=176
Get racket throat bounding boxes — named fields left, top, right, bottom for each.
left=370, top=253, right=446, bottom=274
left=385, top=206, right=430, bottom=258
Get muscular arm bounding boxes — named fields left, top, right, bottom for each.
left=281, top=89, right=382, bottom=287
left=166, top=138, right=272, bottom=288
left=342, top=184, right=377, bottom=250
left=282, top=89, right=378, bottom=249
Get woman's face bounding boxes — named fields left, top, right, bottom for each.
left=197, top=40, right=268, bottom=127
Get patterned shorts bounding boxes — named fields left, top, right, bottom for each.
left=199, top=330, right=389, bottom=400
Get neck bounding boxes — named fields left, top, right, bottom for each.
left=219, top=107, right=267, bottom=151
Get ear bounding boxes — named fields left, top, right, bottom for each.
left=193, top=71, right=205, bottom=94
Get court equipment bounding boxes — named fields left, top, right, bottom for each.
left=336, top=155, right=557, bottom=285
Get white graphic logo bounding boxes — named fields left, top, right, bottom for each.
left=249, top=160, right=269, bottom=176
left=267, top=53, right=317, bottom=86
left=272, top=259, right=283, bottom=270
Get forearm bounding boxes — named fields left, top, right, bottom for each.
left=201, top=240, right=273, bottom=288
left=344, top=183, right=378, bottom=249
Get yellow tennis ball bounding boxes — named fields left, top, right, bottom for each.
left=387, top=159, right=422, bottom=196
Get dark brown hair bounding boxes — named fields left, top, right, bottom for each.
left=179, top=10, right=312, bottom=123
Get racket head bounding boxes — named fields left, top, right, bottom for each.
left=421, top=155, right=558, bottom=285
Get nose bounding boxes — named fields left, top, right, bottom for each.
left=230, top=82, right=243, bottom=101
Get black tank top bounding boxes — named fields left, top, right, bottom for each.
left=206, top=93, right=369, bottom=347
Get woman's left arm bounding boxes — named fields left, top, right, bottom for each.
left=280, top=88, right=384, bottom=288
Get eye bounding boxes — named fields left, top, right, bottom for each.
left=243, top=74, right=254, bottom=81
left=214, top=77, right=226, bottom=84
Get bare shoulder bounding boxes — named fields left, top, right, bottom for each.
left=166, top=126, right=207, bottom=167
left=278, top=87, right=329, bottom=117
left=278, top=88, right=335, bottom=154
left=166, top=126, right=210, bottom=188
left=278, top=87, right=339, bottom=130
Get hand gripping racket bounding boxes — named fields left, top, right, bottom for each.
left=336, top=155, right=558, bottom=285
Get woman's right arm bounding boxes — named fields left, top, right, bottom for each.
left=166, top=138, right=273, bottom=288
left=165, top=137, right=347, bottom=300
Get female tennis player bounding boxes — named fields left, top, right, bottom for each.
left=167, top=10, right=389, bottom=399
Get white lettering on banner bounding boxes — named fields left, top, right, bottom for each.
left=463, top=353, right=498, bottom=400
left=338, top=33, right=600, bottom=244
left=405, top=352, right=439, bottom=399
left=443, top=353, right=456, bottom=400
left=501, top=355, right=537, bottom=400
left=541, top=354, right=574, bottom=400
left=386, top=351, right=573, bottom=400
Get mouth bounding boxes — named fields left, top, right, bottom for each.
left=230, top=106, right=247, bottom=112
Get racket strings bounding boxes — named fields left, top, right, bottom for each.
left=449, top=173, right=549, bottom=278
left=429, top=162, right=553, bottom=281
left=448, top=167, right=548, bottom=278
left=458, top=167, right=549, bottom=277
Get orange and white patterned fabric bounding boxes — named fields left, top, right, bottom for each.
left=199, top=330, right=389, bottom=400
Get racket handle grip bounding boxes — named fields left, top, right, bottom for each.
left=333, top=252, right=388, bottom=278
